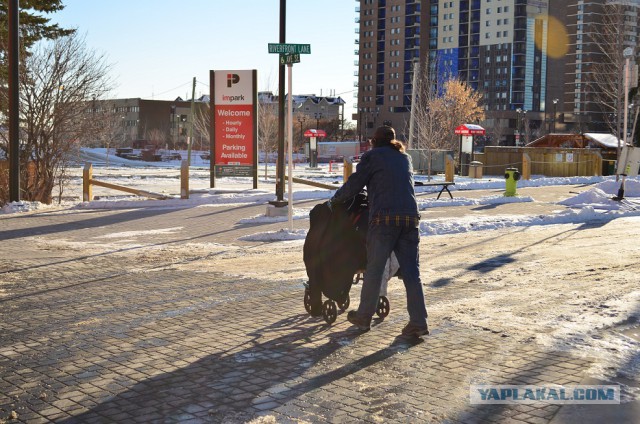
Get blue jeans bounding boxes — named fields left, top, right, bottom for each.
left=357, top=224, right=428, bottom=326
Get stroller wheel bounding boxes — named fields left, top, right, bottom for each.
left=322, top=300, right=338, bottom=324
left=303, top=288, right=313, bottom=314
left=337, top=294, right=350, bottom=311
left=376, top=296, right=390, bottom=318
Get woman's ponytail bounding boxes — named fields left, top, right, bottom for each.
left=390, top=139, right=405, bottom=152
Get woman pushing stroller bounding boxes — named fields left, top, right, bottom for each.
left=329, top=125, right=429, bottom=337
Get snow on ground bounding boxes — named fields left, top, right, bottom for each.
left=4, top=148, right=640, bottom=243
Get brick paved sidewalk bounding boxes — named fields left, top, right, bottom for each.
left=1, top=189, right=638, bottom=423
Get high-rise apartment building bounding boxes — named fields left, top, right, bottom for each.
left=355, top=0, right=639, bottom=144
left=563, top=1, right=639, bottom=135
left=355, top=0, right=424, bottom=141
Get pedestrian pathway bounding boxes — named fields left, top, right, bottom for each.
left=0, top=186, right=638, bottom=423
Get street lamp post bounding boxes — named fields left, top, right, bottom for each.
left=552, top=98, right=559, bottom=133
left=615, top=47, right=635, bottom=199
left=623, top=48, right=634, bottom=152
left=314, top=113, right=322, bottom=167
left=121, top=115, right=127, bottom=147
left=297, top=114, right=306, bottom=157
left=314, top=112, right=322, bottom=130
left=516, top=108, right=522, bottom=146
left=522, top=109, right=528, bottom=145
left=515, top=108, right=528, bottom=146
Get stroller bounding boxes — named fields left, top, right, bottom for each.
left=303, top=191, right=393, bottom=324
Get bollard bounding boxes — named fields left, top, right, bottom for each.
left=445, top=154, right=455, bottom=183
left=83, top=162, right=93, bottom=202
left=504, top=167, right=521, bottom=196
left=343, top=158, right=353, bottom=182
left=180, top=160, right=189, bottom=199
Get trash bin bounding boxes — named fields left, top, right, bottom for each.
left=504, top=167, right=521, bottom=196
left=468, top=161, right=483, bottom=178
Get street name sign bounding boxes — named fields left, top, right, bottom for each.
left=268, top=43, right=311, bottom=55
left=280, top=53, right=300, bottom=65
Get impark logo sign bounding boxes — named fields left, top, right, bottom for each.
left=212, top=70, right=257, bottom=178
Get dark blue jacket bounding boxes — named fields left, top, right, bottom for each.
left=331, top=145, right=420, bottom=224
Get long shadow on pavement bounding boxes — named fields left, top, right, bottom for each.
left=57, top=314, right=422, bottom=423
left=0, top=207, right=178, bottom=241
left=0, top=202, right=296, bottom=282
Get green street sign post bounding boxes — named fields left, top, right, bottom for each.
left=268, top=43, right=311, bottom=55
left=280, top=53, right=300, bottom=65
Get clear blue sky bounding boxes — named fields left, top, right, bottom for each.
left=51, top=0, right=358, bottom=120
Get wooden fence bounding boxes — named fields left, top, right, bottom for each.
left=476, top=147, right=603, bottom=177
left=83, top=161, right=190, bottom=201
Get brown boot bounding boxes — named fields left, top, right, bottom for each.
left=347, top=311, right=371, bottom=331
left=401, top=322, right=429, bottom=337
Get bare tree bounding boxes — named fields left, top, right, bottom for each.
left=87, top=102, right=127, bottom=167
left=193, top=102, right=210, bottom=152
left=341, top=120, right=357, bottom=140
left=589, top=2, right=637, bottom=156
left=147, top=128, right=168, bottom=148
left=411, top=59, right=485, bottom=174
left=484, top=118, right=508, bottom=146
left=6, top=33, right=112, bottom=203
left=258, top=100, right=278, bottom=176
left=411, top=62, right=445, bottom=145
left=410, top=61, right=447, bottom=175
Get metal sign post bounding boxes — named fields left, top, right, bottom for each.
left=268, top=42, right=310, bottom=208
left=286, top=63, right=294, bottom=230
